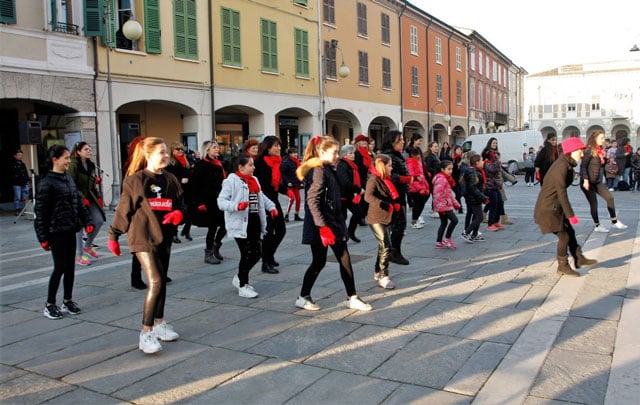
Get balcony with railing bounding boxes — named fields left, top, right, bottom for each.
left=52, top=22, right=79, bottom=35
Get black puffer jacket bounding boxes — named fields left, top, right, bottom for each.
left=34, top=171, right=91, bottom=242
left=11, top=158, right=30, bottom=186
left=580, top=148, right=603, bottom=184
left=336, top=158, right=362, bottom=200
left=462, top=165, right=487, bottom=205
left=382, top=148, right=410, bottom=202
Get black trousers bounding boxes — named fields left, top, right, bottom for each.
left=410, top=193, right=427, bottom=221
left=235, top=237, right=262, bottom=286
left=465, top=202, right=483, bottom=237
left=300, top=242, right=356, bottom=298
left=47, top=232, right=77, bottom=304
left=389, top=204, right=407, bottom=250
left=437, top=210, right=458, bottom=241
left=136, top=239, right=171, bottom=327
left=341, top=199, right=362, bottom=236
left=580, top=182, right=617, bottom=225
left=369, top=223, right=391, bottom=277
left=262, top=201, right=286, bottom=264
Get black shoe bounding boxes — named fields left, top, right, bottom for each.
left=389, top=253, right=410, bottom=265
left=294, top=214, right=303, bottom=221
left=271, top=259, right=279, bottom=267
left=166, top=276, right=173, bottom=283
left=349, top=233, right=361, bottom=243
left=181, top=231, right=192, bottom=241
left=511, top=180, right=518, bottom=186
left=359, top=219, right=367, bottom=226
left=172, top=235, right=181, bottom=244
left=43, top=304, right=63, bottom=320
left=61, top=300, right=82, bottom=315
left=131, top=279, right=147, bottom=290
left=262, top=263, right=279, bottom=274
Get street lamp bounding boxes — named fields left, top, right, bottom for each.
left=104, top=4, right=142, bottom=210
left=319, top=39, right=350, bottom=134
left=428, top=100, right=450, bottom=142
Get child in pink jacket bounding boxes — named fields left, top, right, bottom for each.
left=406, top=148, right=430, bottom=229
left=432, top=160, right=461, bottom=249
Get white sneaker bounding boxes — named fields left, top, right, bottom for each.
left=139, top=330, right=162, bottom=354
left=411, top=222, right=424, bottom=229
left=232, top=275, right=240, bottom=289
left=594, top=225, right=610, bottom=233
left=417, top=216, right=425, bottom=225
left=295, top=296, right=321, bottom=311
left=238, top=285, right=259, bottom=298
left=347, top=295, right=373, bottom=311
left=430, top=211, right=439, bottom=218
left=611, top=221, right=628, bottom=230
left=153, top=321, right=179, bottom=341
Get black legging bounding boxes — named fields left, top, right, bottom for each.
left=235, top=238, right=262, bottom=286
left=580, top=182, right=617, bottom=225
left=465, top=202, right=483, bottom=237
left=341, top=199, right=362, bottom=236
left=300, top=242, right=356, bottom=298
left=389, top=204, right=407, bottom=249
left=262, top=201, right=286, bottom=264
left=410, top=193, right=427, bottom=221
left=47, top=232, right=77, bottom=304
left=206, top=221, right=226, bottom=250
left=369, top=223, right=391, bottom=278
left=554, top=218, right=579, bottom=258
left=437, top=210, right=458, bottom=242
left=136, top=240, right=171, bottom=327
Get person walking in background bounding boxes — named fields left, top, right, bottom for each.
left=451, top=145, right=464, bottom=213
left=604, top=156, right=619, bottom=191
left=439, top=141, right=452, bottom=161
left=166, top=141, right=193, bottom=242
left=432, top=160, right=460, bottom=249
left=68, top=142, right=105, bottom=266
left=35, top=144, right=93, bottom=320
left=353, top=134, right=374, bottom=225
left=243, top=138, right=260, bottom=159
left=534, top=137, right=597, bottom=277
left=11, top=149, right=31, bottom=216
left=424, top=141, right=441, bottom=218
left=405, top=133, right=426, bottom=224
left=523, top=147, right=536, bottom=186
left=461, top=153, right=488, bottom=243
left=579, top=130, right=627, bottom=233
left=535, top=133, right=559, bottom=186
left=381, top=130, right=413, bottom=265
left=218, top=154, right=277, bottom=298
left=336, top=144, right=364, bottom=243
left=365, top=154, right=398, bottom=289
left=294, top=135, right=372, bottom=312
left=253, top=136, right=286, bottom=274
left=191, top=140, right=227, bottom=264
left=281, top=147, right=303, bottom=222
left=108, top=137, right=185, bottom=354
left=406, top=147, right=429, bottom=229
left=482, top=138, right=505, bottom=232
left=615, top=138, right=632, bottom=189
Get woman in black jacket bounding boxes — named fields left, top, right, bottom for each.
left=461, top=154, right=488, bottom=242
left=253, top=136, right=286, bottom=274
left=35, top=145, right=93, bottom=320
left=166, top=141, right=193, bottom=242
left=534, top=133, right=559, bottom=186
left=336, top=144, right=364, bottom=243
left=280, top=147, right=302, bottom=222
left=191, top=140, right=226, bottom=264
left=294, top=135, right=372, bottom=312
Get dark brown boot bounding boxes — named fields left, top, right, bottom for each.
left=204, top=249, right=220, bottom=264
left=557, top=255, right=579, bottom=277
left=212, top=243, right=224, bottom=260
left=574, top=247, right=597, bottom=269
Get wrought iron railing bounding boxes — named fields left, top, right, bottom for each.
left=52, top=22, right=79, bottom=35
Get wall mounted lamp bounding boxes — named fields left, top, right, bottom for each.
left=330, top=39, right=350, bottom=78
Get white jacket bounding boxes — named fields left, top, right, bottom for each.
left=217, top=173, right=275, bottom=239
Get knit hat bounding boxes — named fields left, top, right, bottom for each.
left=561, top=137, right=586, bottom=154
left=354, top=134, right=369, bottom=143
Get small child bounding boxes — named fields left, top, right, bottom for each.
left=604, top=156, right=618, bottom=191
left=432, top=160, right=461, bottom=249
left=406, top=148, right=430, bottom=229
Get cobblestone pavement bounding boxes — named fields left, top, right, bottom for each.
left=1, top=180, right=639, bottom=404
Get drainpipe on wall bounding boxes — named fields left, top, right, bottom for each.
left=447, top=32, right=453, bottom=143
left=317, top=1, right=324, bottom=135
left=398, top=1, right=407, bottom=131
left=208, top=0, right=216, bottom=139
left=425, top=17, right=433, bottom=142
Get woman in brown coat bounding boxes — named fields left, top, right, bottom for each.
left=534, top=137, right=597, bottom=276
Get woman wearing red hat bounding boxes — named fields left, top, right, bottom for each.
left=534, top=137, right=597, bottom=277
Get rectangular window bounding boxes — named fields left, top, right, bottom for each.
left=174, top=0, right=197, bottom=60
left=323, top=0, right=334, bottom=24
left=261, top=18, right=278, bottom=72
left=591, top=103, right=600, bottom=111
left=357, top=2, right=367, bottom=36
left=293, top=0, right=308, bottom=6
left=410, top=25, right=418, bottom=55
left=470, top=48, right=475, bottom=71
left=294, top=28, right=309, bottom=77
left=478, top=50, right=483, bottom=74
left=50, top=0, right=77, bottom=34
left=358, top=50, right=369, bottom=85
left=456, top=80, right=462, bottom=104
left=84, top=0, right=102, bottom=36
left=381, top=12, right=390, bottom=44
left=492, top=61, right=498, bottom=82
left=0, top=0, right=16, bottom=24
left=382, top=57, right=391, bottom=89
left=436, top=74, right=442, bottom=100
left=324, top=40, right=336, bottom=79
left=145, top=0, right=161, bottom=54
left=485, top=56, right=490, bottom=78
left=435, top=37, right=442, bottom=64
left=411, top=66, right=419, bottom=96
left=221, top=7, right=241, bottom=66
left=456, top=47, right=461, bottom=71
left=470, top=81, right=475, bottom=109
left=568, top=103, right=576, bottom=112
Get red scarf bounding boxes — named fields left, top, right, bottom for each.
left=596, top=145, right=606, bottom=164
left=444, top=172, right=456, bottom=188
left=205, top=156, right=226, bottom=178
left=174, top=154, right=188, bottom=168
left=379, top=175, right=399, bottom=200
left=262, top=155, right=282, bottom=191
left=357, top=146, right=372, bottom=170
left=341, top=158, right=361, bottom=187
left=478, top=167, right=487, bottom=185
left=290, top=156, right=300, bottom=167
left=235, top=171, right=260, bottom=193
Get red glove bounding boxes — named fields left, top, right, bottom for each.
left=41, top=241, right=50, bottom=251
left=198, top=204, right=208, bottom=212
left=393, top=203, right=401, bottom=212
left=162, top=210, right=183, bottom=225
left=399, top=175, right=412, bottom=184
left=108, top=240, right=121, bottom=256
left=237, top=202, right=249, bottom=211
left=97, top=198, right=104, bottom=208
left=95, top=176, right=101, bottom=184
left=535, top=171, right=541, bottom=181
left=85, top=224, right=94, bottom=234
left=319, top=226, right=336, bottom=247
left=569, top=216, right=579, bottom=225
left=270, top=209, right=279, bottom=218
left=82, top=198, right=90, bottom=207
left=352, top=194, right=361, bottom=204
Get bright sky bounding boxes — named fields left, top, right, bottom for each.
left=410, top=0, right=640, bottom=74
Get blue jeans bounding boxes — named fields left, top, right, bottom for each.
left=13, top=184, right=30, bottom=211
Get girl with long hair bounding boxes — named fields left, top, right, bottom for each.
left=579, top=131, right=627, bottom=232
left=482, top=137, right=505, bottom=232
left=281, top=147, right=303, bottom=222
left=295, top=135, right=372, bottom=312
left=336, top=144, right=364, bottom=243
left=166, top=141, right=193, bottom=242
left=432, top=160, right=461, bottom=249
left=406, top=147, right=429, bottom=229
left=35, top=145, right=93, bottom=320
left=217, top=154, right=277, bottom=298
left=108, top=137, right=186, bottom=354
left=68, top=141, right=105, bottom=266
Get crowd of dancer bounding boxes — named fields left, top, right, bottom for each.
left=33, top=130, right=631, bottom=354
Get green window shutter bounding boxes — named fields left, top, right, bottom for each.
left=98, top=0, right=116, bottom=47
left=261, top=19, right=277, bottom=72
left=174, top=0, right=197, bottom=59
left=185, top=0, right=197, bottom=58
left=50, top=0, right=57, bottom=27
left=144, top=0, right=161, bottom=54
left=294, top=28, right=309, bottom=77
left=0, top=0, right=16, bottom=24
left=221, top=7, right=241, bottom=66
left=293, top=0, right=308, bottom=5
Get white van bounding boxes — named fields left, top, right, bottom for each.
left=461, top=130, right=544, bottom=171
